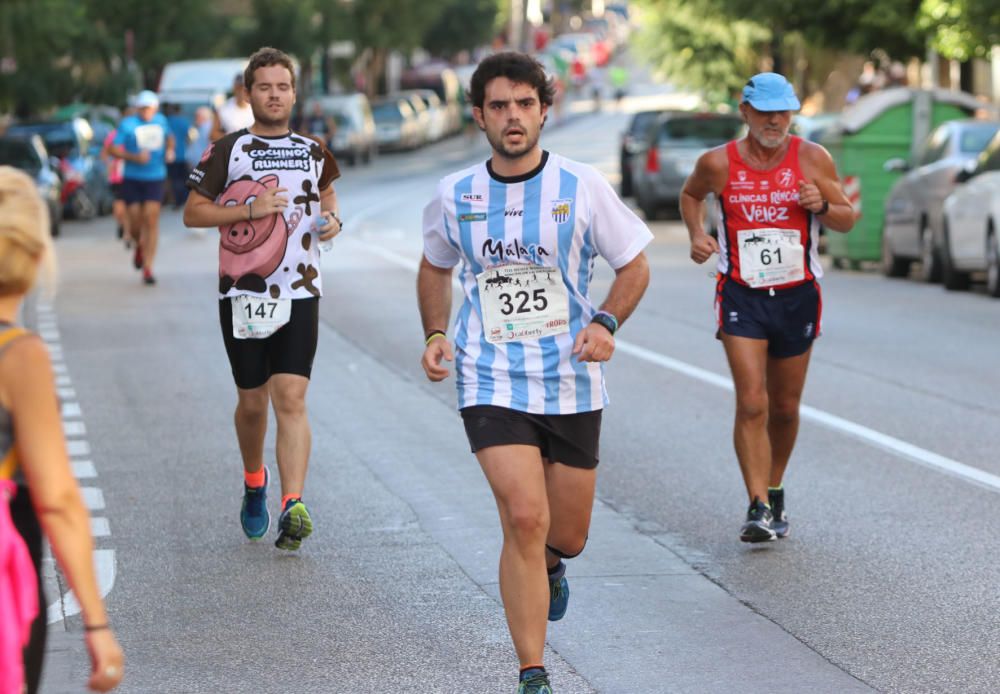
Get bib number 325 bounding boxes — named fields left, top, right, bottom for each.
left=477, top=263, right=569, bottom=344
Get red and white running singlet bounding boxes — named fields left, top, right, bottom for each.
left=716, top=136, right=822, bottom=289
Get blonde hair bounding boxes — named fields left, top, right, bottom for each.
left=0, top=166, right=56, bottom=297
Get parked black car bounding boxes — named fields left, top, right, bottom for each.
left=0, top=135, right=63, bottom=236
left=619, top=109, right=666, bottom=197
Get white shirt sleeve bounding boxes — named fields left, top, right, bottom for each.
left=586, top=170, right=653, bottom=269
left=422, top=183, right=461, bottom=269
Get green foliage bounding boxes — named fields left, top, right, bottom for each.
left=635, top=0, right=768, bottom=106
left=423, top=0, right=501, bottom=59
left=920, top=0, right=1000, bottom=60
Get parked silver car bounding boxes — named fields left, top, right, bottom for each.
left=880, top=119, right=1000, bottom=281
left=940, top=129, right=1000, bottom=295
left=304, top=93, right=377, bottom=166
left=371, top=96, right=422, bottom=152
left=631, top=111, right=743, bottom=220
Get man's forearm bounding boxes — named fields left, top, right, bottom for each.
left=598, top=253, right=649, bottom=326
left=183, top=196, right=250, bottom=228
left=417, top=257, right=453, bottom=335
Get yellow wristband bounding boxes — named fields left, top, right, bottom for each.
left=425, top=331, right=446, bottom=345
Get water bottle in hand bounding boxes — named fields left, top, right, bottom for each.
left=315, top=214, right=334, bottom=253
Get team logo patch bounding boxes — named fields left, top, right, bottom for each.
left=459, top=212, right=487, bottom=222
left=461, top=193, right=484, bottom=202
left=550, top=198, right=573, bottom=224
left=778, top=168, right=795, bottom=188
left=738, top=170, right=748, bottom=182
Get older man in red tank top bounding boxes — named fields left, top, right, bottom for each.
left=680, top=73, right=855, bottom=542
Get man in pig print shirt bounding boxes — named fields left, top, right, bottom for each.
left=184, top=47, right=342, bottom=551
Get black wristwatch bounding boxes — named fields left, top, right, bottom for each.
left=590, top=311, right=618, bottom=335
left=817, top=199, right=829, bottom=216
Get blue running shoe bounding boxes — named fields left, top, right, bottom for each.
left=275, top=498, right=313, bottom=551
left=240, top=468, right=270, bottom=539
left=548, top=561, right=569, bottom=622
left=517, top=668, right=553, bottom=694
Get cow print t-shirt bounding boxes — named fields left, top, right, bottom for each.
left=187, top=129, right=339, bottom=300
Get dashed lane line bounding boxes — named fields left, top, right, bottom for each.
left=36, top=301, right=117, bottom=625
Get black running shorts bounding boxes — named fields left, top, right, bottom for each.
left=460, top=404, right=602, bottom=469
left=716, top=277, right=821, bottom=358
left=219, top=296, right=319, bottom=389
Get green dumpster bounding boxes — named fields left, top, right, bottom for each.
left=820, top=88, right=986, bottom=267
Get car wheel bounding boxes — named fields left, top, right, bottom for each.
left=987, top=227, right=1000, bottom=298
left=880, top=229, right=909, bottom=277
left=940, top=223, right=970, bottom=291
left=918, top=224, right=942, bottom=283
left=636, top=191, right=660, bottom=221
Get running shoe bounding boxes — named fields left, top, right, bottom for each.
left=240, top=468, right=270, bottom=539
left=739, top=497, right=776, bottom=543
left=517, top=668, right=553, bottom=694
left=768, top=487, right=789, bottom=538
left=133, top=245, right=143, bottom=270
left=548, top=561, right=570, bottom=622
left=275, top=498, right=313, bottom=551
left=142, top=270, right=156, bottom=285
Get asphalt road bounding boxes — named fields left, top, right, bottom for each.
left=35, top=98, right=999, bottom=694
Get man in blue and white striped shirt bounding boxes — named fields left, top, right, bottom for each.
left=417, top=52, right=651, bottom=694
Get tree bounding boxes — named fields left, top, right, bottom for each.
left=423, top=0, right=501, bottom=59
left=0, top=0, right=101, bottom=115
left=634, top=0, right=768, bottom=106
left=335, top=0, right=445, bottom=97
left=920, top=0, right=1000, bottom=60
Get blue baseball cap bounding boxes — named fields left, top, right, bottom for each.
left=741, top=72, right=800, bottom=112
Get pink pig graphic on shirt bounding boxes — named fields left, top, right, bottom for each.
left=218, top=174, right=302, bottom=294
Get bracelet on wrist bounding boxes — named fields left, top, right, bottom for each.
left=590, top=311, right=618, bottom=335
left=817, top=199, right=829, bottom=216
left=84, top=623, right=110, bottom=632
left=425, top=330, right=447, bottom=345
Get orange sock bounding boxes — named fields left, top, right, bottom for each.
left=244, top=467, right=266, bottom=488
left=281, top=494, right=300, bottom=509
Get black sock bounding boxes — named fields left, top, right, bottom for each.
left=547, top=559, right=564, bottom=576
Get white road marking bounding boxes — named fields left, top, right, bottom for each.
left=72, top=460, right=97, bottom=479
left=66, top=439, right=91, bottom=457
left=47, top=550, right=116, bottom=624
left=363, top=243, right=1000, bottom=495
left=63, top=420, right=87, bottom=437
left=36, top=309, right=117, bottom=626
left=90, top=517, right=111, bottom=537
left=80, top=487, right=105, bottom=511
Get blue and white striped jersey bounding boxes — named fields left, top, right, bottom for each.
left=422, top=151, right=653, bottom=414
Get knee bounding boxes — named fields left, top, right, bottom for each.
left=504, top=505, right=549, bottom=543
left=769, top=398, right=800, bottom=425
left=236, top=393, right=268, bottom=420
left=271, top=392, right=306, bottom=419
left=735, top=391, right=768, bottom=422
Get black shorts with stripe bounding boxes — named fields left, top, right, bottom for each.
left=715, top=277, right=822, bottom=358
